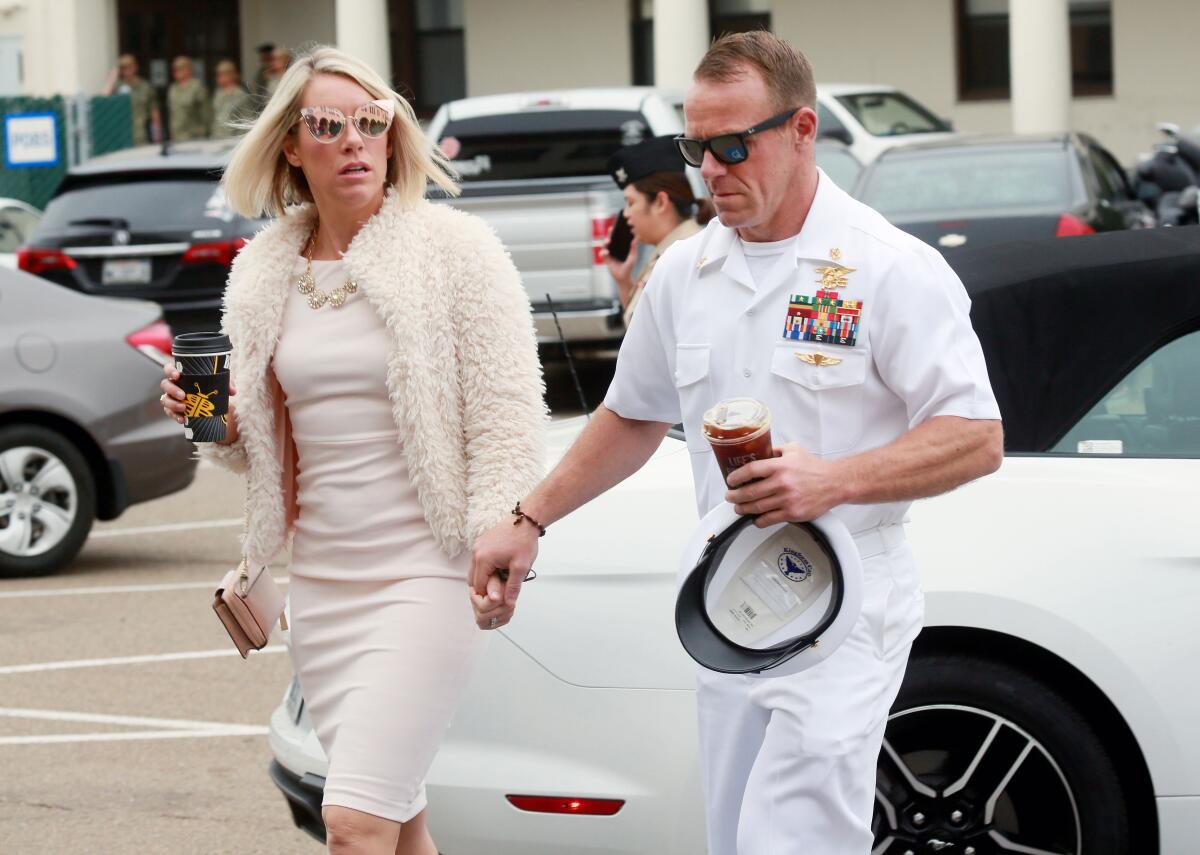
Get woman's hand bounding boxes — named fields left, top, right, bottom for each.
left=469, top=572, right=513, bottom=630
left=601, top=231, right=639, bottom=307
left=160, top=362, right=240, bottom=446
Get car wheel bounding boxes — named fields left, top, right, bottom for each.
left=0, top=425, right=96, bottom=578
left=873, top=654, right=1130, bottom=855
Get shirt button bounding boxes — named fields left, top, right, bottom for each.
left=746, top=307, right=756, bottom=316
left=743, top=368, right=752, bottom=378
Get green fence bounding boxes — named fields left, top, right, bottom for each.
left=0, top=93, right=134, bottom=211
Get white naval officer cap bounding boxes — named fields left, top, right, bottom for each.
left=674, top=503, right=863, bottom=678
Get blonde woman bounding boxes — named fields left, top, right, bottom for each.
left=159, top=46, right=545, bottom=855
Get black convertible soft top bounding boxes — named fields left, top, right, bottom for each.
left=944, top=226, right=1200, bottom=452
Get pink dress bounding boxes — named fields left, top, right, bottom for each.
left=273, top=256, right=487, bottom=823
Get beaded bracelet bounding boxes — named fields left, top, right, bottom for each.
left=511, top=502, right=547, bottom=537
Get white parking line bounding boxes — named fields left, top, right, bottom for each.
left=0, top=707, right=274, bottom=746
left=0, top=578, right=289, bottom=599
left=89, top=518, right=242, bottom=538
left=0, top=728, right=270, bottom=746
left=0, top=706, right=263, bottom=731
left=0, top=646, right=287, bottom=675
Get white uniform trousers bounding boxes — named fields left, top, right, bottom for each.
left=695, top=526, right=923, bottom=855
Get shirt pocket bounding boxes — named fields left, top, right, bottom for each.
left=674, top=344, right=714, bottom=453
left=770, top=343, right=869, bottom=455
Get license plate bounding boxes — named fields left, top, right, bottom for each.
left=101, top=257, right=151, bottom=285
left=284, top=676, right=304, bottom=724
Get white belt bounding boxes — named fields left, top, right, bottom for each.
left=851, top=523, right=906, bottom=560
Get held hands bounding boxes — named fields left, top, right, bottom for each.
left=725, top=443, right=851, bottom=527
left=160, top=362, right=239, bottom=446
left=468, top=516, right=540, bottom=630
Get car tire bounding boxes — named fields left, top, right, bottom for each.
left=0, top=425, right=96, bottom=578
left=873, top=653, right=1131, bottom=855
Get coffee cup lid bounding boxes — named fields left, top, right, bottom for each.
left=702, top=398, right=771, bottom=439
left=172, top=331, right=232, bottom=355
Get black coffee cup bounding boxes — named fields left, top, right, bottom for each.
left=173, top=332, right=232, bottom=443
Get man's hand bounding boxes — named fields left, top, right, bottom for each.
left=469, top=516, right=540, bottom=627
left=725, top=443, right=849, bottom=527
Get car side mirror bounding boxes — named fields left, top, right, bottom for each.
left=818, top=127, right=853, bottom=147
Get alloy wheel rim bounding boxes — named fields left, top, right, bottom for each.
left=873, top=703, right=1082, bottom=855
left=0, top=445, right=79, bottom=558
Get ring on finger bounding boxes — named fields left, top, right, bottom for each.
left=488, top=617, right=498, bottom=629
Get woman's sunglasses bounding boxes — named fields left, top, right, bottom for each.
left=298, top=99, right=395, bottom=143
left=674, top=108, right=799, bottom=167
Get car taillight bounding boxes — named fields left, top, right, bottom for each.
left=506, top=795, right=625, bottom=816
left=16, top=247, right=77, bottom=275
left=1055, top=213, right=1096, bottom=237
left=126, top=320, right=174, bottom=366
left=181, top=237, right=246, bottom=267
left=591, top=214, right=617, bottom=265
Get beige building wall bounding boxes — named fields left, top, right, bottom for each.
left=463, top=0, right=631, bottom=96
left=776, top=0, right=1200, bottom=164
left=17, top=0, right=118, bottom=96
left=239, top=0, right=336, bottom=86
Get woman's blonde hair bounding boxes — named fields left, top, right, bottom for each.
left=222, top=45, right=458, bottom=217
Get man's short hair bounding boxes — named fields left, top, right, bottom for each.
left=118, top=54, right=137, bottom=69
left=172, top=55, right=192, bottom=70
left=256, top=42, right=275, bottom=54
left=215, top=59, right=238, bottom=76
left=693, top=31, right=816, bottom=113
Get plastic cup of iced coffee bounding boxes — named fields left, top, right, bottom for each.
left=701, top=398, right=774, bottom=485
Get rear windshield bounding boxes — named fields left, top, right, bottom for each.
left=834, top=92, right=951, bottom=137
left=37, top=175, right=236, bottom=236
left=859, top=148, right=1072, bottom=216
left=437, top=109, right=650, bottom=182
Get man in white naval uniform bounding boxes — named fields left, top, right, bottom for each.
left=469, top=31, right=1003, bottom=854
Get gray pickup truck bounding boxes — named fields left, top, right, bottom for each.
left=425, top=88, right=683, bottom=348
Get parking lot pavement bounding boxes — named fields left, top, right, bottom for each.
left=0, top=358, right=616, bottom=854
left=0, top=462, right=301, bottom=854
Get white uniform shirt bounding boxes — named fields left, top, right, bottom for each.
left=604, top=169, right=1002, bottom=534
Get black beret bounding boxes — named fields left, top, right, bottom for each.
left=607, top=135, right=687, bottom=189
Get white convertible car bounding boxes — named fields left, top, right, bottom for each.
left=267, top=228, right=1200, bottom=854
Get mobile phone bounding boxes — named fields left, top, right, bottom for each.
left=606, top=211, right=634, bottom=263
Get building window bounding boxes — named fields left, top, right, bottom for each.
left=389, top=0, right=464, bottom=116
left=709, top=0, right=771, bottom=39
left=957, top=0, right=1113, bottom=101
left=632, top=0, right=654, bottom=86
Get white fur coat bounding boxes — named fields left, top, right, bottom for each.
left=199, top=189, right=547, bottom=564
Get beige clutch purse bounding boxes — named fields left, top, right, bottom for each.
left=213, top=559, right=288, bottom=659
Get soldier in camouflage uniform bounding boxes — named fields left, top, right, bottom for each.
left=263, top=47, right=291, bottom=99
left=168, top=56, right=210, bottom=141
left=103, top=54, right=160, bottom=145
left=211, top=60, right=253, bottom=139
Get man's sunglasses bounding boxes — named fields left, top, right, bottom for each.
left=674, top=108, right=799, bottom=167
left=298, top=99, right=395, bottom=144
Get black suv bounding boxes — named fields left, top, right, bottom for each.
left=18, top=141, right=265, bottom=335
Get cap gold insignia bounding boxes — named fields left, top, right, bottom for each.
left=796, top=351, right=843, bottom=367
left=615, top=167, right=628, bottom=183
left=813, top=264, right=855, bottom=290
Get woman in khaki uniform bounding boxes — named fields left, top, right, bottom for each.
left=601, top=135, right=715, bottom=325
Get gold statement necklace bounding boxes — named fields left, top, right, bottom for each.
left=297, top=226, right=359, bottom=309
